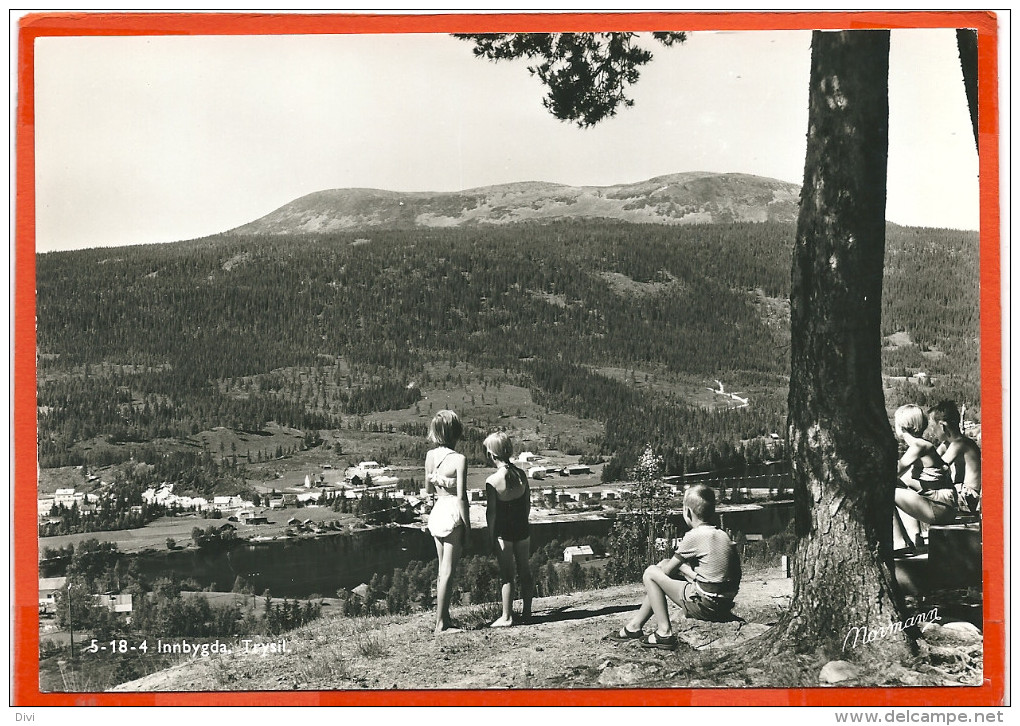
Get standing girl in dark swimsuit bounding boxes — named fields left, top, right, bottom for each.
left=483, top=432, right=534, bottom=627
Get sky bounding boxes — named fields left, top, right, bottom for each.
left=32, top=25, right=981, bottom=252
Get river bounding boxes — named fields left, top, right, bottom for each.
left=118, top=501, right=792, bottom=597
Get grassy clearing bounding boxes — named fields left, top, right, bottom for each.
left=110, top=569, right=982, bottom=693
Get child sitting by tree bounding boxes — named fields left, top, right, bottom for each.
left=929, top=399, right=982, bottom=516
left=892, top=404, right=956, bottom=553
left=609, top=484, right=741, bottom=650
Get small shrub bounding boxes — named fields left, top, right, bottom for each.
left=353, top=629, right=387, bottom=658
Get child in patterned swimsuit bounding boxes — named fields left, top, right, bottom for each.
left=892, top=404, right=956, bottom=553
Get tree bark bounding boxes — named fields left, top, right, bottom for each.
left=956, top=29, right=979, bottom=148
left=779, top=30, right=912, bottom=661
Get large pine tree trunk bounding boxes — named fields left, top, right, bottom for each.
left=956, top=28, right=979, bottom=147
left=779, top=30, right=912, bottom=661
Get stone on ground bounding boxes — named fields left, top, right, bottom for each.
left=819, top=660, right=860, bottom=684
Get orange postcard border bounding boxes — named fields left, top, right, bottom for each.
left=13, top=10, right=1003, bottom=708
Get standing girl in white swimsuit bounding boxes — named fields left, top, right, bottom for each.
left=425, top=410, right=470, bottom=634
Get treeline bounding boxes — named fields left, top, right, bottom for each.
left=335, top=536, right=611, bottom=618
left=37, top=220, right=980, bottom=475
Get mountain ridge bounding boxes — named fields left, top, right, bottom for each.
left=226, top=171, right=802, bottom=236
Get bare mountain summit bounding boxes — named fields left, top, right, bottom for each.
left=227, top=172, right=801, bottom=235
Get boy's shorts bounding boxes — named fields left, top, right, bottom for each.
left=680, top=582, right=736, bottom=622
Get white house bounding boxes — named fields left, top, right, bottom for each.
left=54, top=489, right=77, bottom=507
left=563, top=545, right=595, bottom=563
left=213, top=495, right=246, bottom=511
left=93, top=593, right=133, bottom=614
left=39, top=576, right=66, bottom=614
left=517, top=451, right=539, bottom=463
left=528, top=467, right=548, bottom=480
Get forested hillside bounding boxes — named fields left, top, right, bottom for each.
left=36, top=220, right=980, bottom=484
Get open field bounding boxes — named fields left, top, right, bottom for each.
left=38, top=505, right=357, bottom=556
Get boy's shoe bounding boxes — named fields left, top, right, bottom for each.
left=608, top=626, right=643, bottom=642
left=640, top=631, right=678, bottom=650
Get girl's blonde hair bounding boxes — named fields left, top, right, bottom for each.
left=894, top=404, right=927, bottom=436
left=428, top=410, right=463, bottom=447
left=483, top=431, right=514, bottom=463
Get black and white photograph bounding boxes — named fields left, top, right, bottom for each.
left=25, top=13, right=997, bottom=701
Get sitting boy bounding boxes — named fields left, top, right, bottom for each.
left=929, top=399, right=982, bottom=516
left=610, top=484, right=741, bottom=650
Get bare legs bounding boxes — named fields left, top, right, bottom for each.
left=516, top=538, right=534, bottom=620
left=491, top=539, right=515, bottom=627
left=434, top=530, right=463, bottom=634
left=491, top=537, right=533, bottom=627
left=894, top=488, right=957, bottom=551
left=623, top=559, right=683, bottom=636
left=893, top=504, right=920, bottom=551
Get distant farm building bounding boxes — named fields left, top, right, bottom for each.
left=563, top=545, right=595, bottom=563
left=239, top=512, right=269, bottom=525
left=93, top=593, right=133, bottom=614
left=528, top=467, right=549, bottom=480
left=39, top=576, right=66, bottom=614
left=564, top=465, right=591, bottom=475
left=213, top=495, right=246, bottom=511
left=54, top=489, right=77, bottom=507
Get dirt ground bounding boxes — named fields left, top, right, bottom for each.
left=110, top=568, right=982, bottom=693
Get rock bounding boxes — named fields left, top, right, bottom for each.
left=941, top=621, right=982, bottom=642
left=819, top=660, right=860, bottom=684
left=923, top=620, right=982, bottom=646
left=598, top=662, right=646, bottom=686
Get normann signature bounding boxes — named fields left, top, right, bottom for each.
left=842, top=607, right=941, bottom=651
